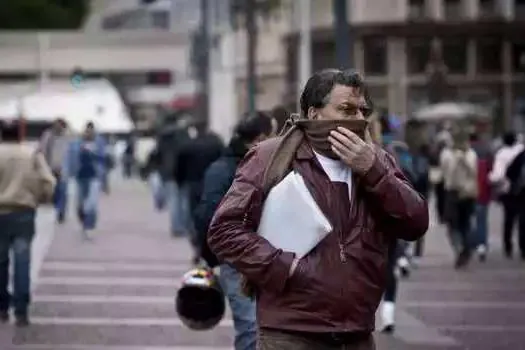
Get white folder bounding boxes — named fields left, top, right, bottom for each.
left=257, top=171, right=333, bottom=258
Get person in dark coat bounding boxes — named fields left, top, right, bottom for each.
left=193, top=111, right=275, bottom=350
left=174, top=124, right=224, bottom=257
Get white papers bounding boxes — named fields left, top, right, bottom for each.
left=257, top=172, right=332, bottom=258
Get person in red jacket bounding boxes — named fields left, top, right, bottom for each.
left=470, top=133, right=492, bottom=261
left=207, top=69, right=428, bottom=350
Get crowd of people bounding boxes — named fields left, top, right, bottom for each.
left=1, top=69, right=524, bottom=350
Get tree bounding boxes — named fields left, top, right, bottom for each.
left=230, top=0, right=281, bottom=115
left=0, top=0, right=89, bottom=29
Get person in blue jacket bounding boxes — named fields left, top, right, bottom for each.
left=193, top=111, right=276, bottom=350
left=65, top=121, right=107, bottom=239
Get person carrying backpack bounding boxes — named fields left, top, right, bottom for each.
left=445, top=130, right=478, bottom=268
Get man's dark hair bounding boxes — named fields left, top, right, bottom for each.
left=270, top=105, right=289, bottom=132
left=503, top=132, right=516, bottom=146
left=56, top=117, right=67, bottom=127
left=234, top=111, right=273, bottom=143
left=86, top=121, right=95, bottom=129
left=299, top=69, right=371, bottom=117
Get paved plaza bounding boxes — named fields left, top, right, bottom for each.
left=0, top=178, right=523, bottom=349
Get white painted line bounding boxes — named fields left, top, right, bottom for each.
left=30, top=317, right=233, bottom=327
left=402, top=282, right=525, bottom=291
left=404, top=301, right=525, bottom=309
left=31, top=208, right=56, bottom=289
left=437, top=324, right=525, bottom=332
left=10, top=345, right=232, bottom=350
left=376, top=307, right=459, bottom=346
left=33, top=295, right=174, bottom=304
left=37, top=276, right=180, bottom=287
left=42, top=261, right=190, bottom=272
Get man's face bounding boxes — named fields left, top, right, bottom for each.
left=310, top=85, right=369, bottom=121
left=84, top=126, right=95, bottom=139
left=54, top=120, right=65, bottom=134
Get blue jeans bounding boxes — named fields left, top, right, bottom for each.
left=149, top=172, right=166, bottom=211
left=474, top=203, right=489, bottom=248
left=76, top=178, right=100, bottom=231
left=0, top=210, right=35, bottom=316
left=168, top=181, right=191, bottom=236
left=53, top=177, right=68, bottom=221
left=218, top=264, right=256, bottom=350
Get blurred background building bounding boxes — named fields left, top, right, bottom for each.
left=0, top=0, right=525, bottom=134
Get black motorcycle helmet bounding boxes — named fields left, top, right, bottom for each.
left=175, top=267, right=225, bottom=331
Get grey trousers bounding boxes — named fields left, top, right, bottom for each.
left=257, top=328, right=376, bottom=350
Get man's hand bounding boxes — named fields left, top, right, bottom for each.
left=329, top=127, right=376, bottom=175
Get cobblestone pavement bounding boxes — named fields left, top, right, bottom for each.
left=1, top=179, right=523, bottom=349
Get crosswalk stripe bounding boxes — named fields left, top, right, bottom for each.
left=42, top=261, right=190, bottom=272
left=37, top=277, right=180, bottom=287
left=30, top=317, right=234, bottom=327
left=10, top=345, right=232, bottom=350
left=33, top=295, right=174, bottom=304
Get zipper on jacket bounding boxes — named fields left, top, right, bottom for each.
left=339, top=243, right=347, bottom=263
left=338, top=174, right=358, bottom=263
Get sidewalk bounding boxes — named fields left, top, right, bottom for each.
left=1, top=181, right=523, bottom=349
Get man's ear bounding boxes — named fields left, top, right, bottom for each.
left=307, top=107, right=317, bottom=120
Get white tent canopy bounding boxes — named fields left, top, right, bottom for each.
left=413, top=102, right=491, bottom=122
left=0, top=79, right=134, bottom=133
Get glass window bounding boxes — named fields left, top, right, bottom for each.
left=444, top=0, right=464, bottom=19
left=442, top=38, right=468, bottom=74
left=363, top=37, right=387, bottom=76
left=477, top=38, right=502, bottom=73
left=408, top=0, right=427, bottom=20
left=516, top=0, right=525, bottom=20
left=407, top=38, right=431, bottom=74
left=479, top=0, right=497, bottom=17
left=311, top=42, right=336, bottom=72
left=512, top=42, right=525, bottom=73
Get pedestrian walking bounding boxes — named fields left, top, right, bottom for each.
left=0, top=120, right=56, bottom=326
left=208, top=69, right=429, bottom=349
left=444, top=130, right=478, bottom=268
left=66, top=121, right=107, bottom=240
left=38, top=117, right=71, bottom=223
left=194, top=111, right=276, bottom=350
left=489, top=132, right=524, bottom=258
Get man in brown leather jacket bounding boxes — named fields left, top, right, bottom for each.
left=208, top=70, right=429, bottom=350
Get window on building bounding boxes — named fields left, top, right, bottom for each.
left=407, top=38, right=431, bottom=74
left=311, top=42, right=336, bottom=72
left=479, top=0, right=498, bottom=17
left=444, top=0, right=464, bottom=19
left=151, top=10, right=169, bottom=29
left=512, top=42, right=525, bottom=73
left=477, top=38, right=502, bottom=73
left=408, top=0, right=427, bottom=20
left=147, top=71, right=173, bottom=85
left=516, top=0, right=525, bottom=19
left=363, top=37, right=388, bottom=76
left=443, top=38, right=468, bottom=74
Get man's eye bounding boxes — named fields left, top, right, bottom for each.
left=360, top=107, right=373, bottom=118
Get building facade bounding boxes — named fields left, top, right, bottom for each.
left=279, top=0, right=525, bottom=131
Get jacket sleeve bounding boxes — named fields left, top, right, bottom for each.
left=34, top=152, right=57, bottom=203
left=362, top=148, right=429, bottom=241
left=207, top=146, right=295, bottom=294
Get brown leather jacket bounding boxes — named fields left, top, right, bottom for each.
left=208, top=138, right=428, bottom=333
